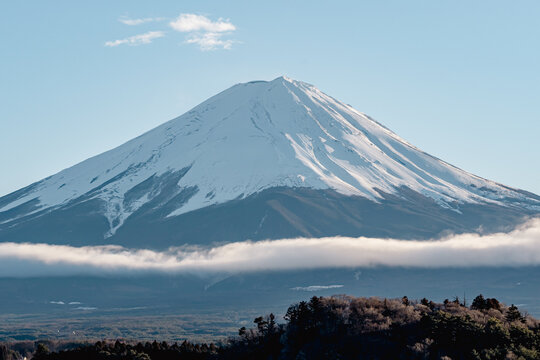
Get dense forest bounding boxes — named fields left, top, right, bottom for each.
left=2, top=294, right=539, bottom=360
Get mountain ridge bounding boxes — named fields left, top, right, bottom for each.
left=0, top=77, right=538, bottom=247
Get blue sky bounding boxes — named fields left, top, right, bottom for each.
left=1, top=0, right=539, bottom=196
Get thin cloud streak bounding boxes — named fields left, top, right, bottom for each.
left=0, top=218, right=539, bottom=277
left=119, top=17, right=164, bottom=26
left=105, top=31, right=165, bottom=47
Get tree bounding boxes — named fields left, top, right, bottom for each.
left=0, top=345, right=11, bottom=360
left=485, top=297, right=501, bottom=311
left=254, top=316, right=268, bottom=334
left=33, top=343, right=50, bottom=360
left=471, top=294, right=486, bottom=310
left=268, top=313, right=277, bottom=334
left=402, top=296, right=410, bottom=306
left=238, top=326, right=247, bottom=337
left=506, top=304, right=524, bottom=323
left=471, top=294, right=501, bottom=312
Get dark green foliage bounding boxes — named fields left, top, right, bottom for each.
left=13, top=295, right=540, bottom=360
left=471, top=294, right=501, bottom=312
left=506, top=304, right=525, bottom=323
left=472, top=294, right=487, bottom=310
left=28, top=339, right=217, bottom=360
left=33, top=343, right=50, bottom=360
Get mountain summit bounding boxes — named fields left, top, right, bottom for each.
left=1, top=77, right=538, bottom=248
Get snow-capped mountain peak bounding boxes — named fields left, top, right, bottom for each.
left=1, top=77, right=538, bottom=241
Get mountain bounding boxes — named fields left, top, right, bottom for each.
left=0, top=76, right=538, bottom=248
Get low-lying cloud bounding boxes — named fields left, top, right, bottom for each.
left=0, top=219, right=539, bottom=277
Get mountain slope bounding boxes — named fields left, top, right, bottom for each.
left=0, top=77, right=538, bottom=247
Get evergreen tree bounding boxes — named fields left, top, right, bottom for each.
left=471, top=294, right=487, bottom=310
left=506, top=304, right=524, bottom=323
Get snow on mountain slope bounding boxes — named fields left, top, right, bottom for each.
left=1, top=76, right=538, bottom=237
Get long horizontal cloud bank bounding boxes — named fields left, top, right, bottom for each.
left=0, top=219, right=539, bottom=276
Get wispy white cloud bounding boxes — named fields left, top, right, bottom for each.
left=0, top=218, right=539, bottom=277
left=119, top=17, right=165, bottom=26
left=169, top=13, right=237, bottom=50
left=170, top=14, right=235, bottom=33
left=105, top=13, right=237, bottom=51
left=104, top=31, right=165, bottom=47
left=185, top=32, right=235, bottom=51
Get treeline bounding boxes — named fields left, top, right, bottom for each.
left=2, top=294, right=540, bottom=360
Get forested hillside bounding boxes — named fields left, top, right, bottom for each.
left=2, top=294, right=539, bottom=360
